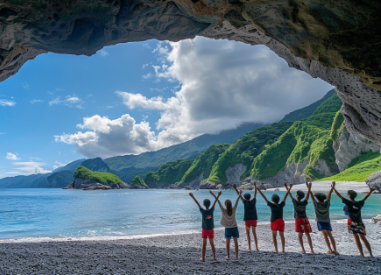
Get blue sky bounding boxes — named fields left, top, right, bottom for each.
left=0, top=37, right=333, bottom=178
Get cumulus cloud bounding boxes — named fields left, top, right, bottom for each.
left=10, top=162, right=51, bottom=175
left=56, top=37, right=333, bottom=158
left=55, top=114, right=158, bottom=158
left=0, top=99, right=16, bottom=107
left=6, top=152, right=19, bottom=160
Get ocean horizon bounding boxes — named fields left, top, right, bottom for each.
left=1, top=189, right=380, bottom=240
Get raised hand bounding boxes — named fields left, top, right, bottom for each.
left=254, top=181, right=257, bottom=187
left=209, top=190, right=214, bottom=196
left=289, top=183, right=293, bottom=189
left=307, top=182, right=312, bottom=190
left=283, top=182, right=288, bottom=189
left=370, top=186, right=375, bottom=192
left=189, top=192, right=194, bottom=197
left=332, top=181, right=336, bottom=188
left=239, top=190, right=243, bottom=195
left=218, top=191, right=222, bottom=196
left=233, top=183, right=237, bottom=189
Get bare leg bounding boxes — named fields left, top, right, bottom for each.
left=272, top=230, right=278, bottom=252
left=298, top=233, right=306, bottom=253
left=252, top=226, right=259, bottom=251
left=327, top=231, right=337, bottom=253
left=201, top=238, right=207, bottom=262
left=209, top=238, right=216, bottom=261
left=359, top=234, right=373, bottom=257
left=233, top=238, right=239, bottom=259
left=305, top=232, right=315, bottom=254
left=353, top=233, right=364, bottom=257
left=245, top=226, right=251, bottom=251
left=226, top=239, right=231, bottom=259
left=279, top=232, right=286, bottom=253
left=321, top=230, right=333, bottom=252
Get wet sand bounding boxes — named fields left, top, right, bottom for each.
left=0, top=220, right=380, bottom=274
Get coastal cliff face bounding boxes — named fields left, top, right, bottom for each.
left=0, top=1, right=380, bottom=144
left=333, top=130, right=380, bottom=172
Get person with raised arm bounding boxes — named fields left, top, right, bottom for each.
left=307, top=181, right=338, bottom=255
left=189, top=191, right=221, bottom=262
left=233, top=183, right=259, bottom=251
left=210, top=190, right=241, bottom=260
left=256, top=182, right=292, bottom=253
left=285, top=182, right=314, bottom=254
left=333, top=182, right=376, bottom=257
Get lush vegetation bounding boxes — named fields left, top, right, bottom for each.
left=104, top=123, right=263, bottom=171
left=81, top=157, right=111, bottom=172
left=130, top=175, right=147, bottom=187
left=281, top=89, right=335, bottom=122
left=322, top=151, right=381, bottom=182
left=144, top=159, right=194, bottom=187
left=250, top=93, right=341, bottom=180
left=179, top=144, right=230, bottom=185
left=206, top=122, right=293, bottom=184
left=47, top=168, right=76, bottom=188
left=74, top=166, right=123, bottom=184
left=330, top=111, right=345, bottom=140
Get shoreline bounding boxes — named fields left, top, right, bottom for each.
left=0, top=221, right=380, bottom=274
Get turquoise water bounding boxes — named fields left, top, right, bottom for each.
left=0, top=189, right=380, bottom=239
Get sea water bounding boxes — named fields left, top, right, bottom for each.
left=0, top=189, right=380, bottom=240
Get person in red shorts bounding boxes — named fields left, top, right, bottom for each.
left=257, top=183, right=292, bottom=253
left=189, top=191, right=221, bottom=262
left=233, top=183, right=259, bottom=251
left=284, top=182, right=314, bottom=254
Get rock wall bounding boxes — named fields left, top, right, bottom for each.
left=0, top=1, right=380, bottom=145
left=184, top=173, right=204, bottom=188
left=225, top=163, right=246, bottom=186
left=333, top=130, right=380, bottom=172
left=365, top=171, right=381, bottom=192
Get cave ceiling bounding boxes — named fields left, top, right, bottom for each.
left=0, top=0, right=380, bottom=144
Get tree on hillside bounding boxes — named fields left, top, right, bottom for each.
left=131, top=176, right=147, bottom=186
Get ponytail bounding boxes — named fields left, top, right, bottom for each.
left=225, top=200, right=233, bottom=216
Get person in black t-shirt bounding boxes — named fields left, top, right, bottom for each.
left=189, top=191, right=221, bottom=262
left=333, top=183, right=376, bottom=257
left=285, top=182, right=314, bottom=254
left=233, top=183, right=259, bottom=251
left=257, top=182, right=292, bottom=253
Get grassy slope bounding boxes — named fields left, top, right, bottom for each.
left=144, top=159, right=194, bottom=187
left=179, top=144, right=230, bottom=185
left=206, top=122, right=293, bottom=184
left=250, top=93, right=342, bottom=180
left=131, top=176, right=147, bottom=186
left=74, top=166, right=123, bottom=184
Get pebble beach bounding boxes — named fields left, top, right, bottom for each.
left=1, top=220, right=380, bottom=274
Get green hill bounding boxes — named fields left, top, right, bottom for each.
left=179, top=144, right=230, bottom=185
left=206, top=122, right=293, bottom=184
left=130, top=176, right=147, bottom=187
left=74, top=166, right=123, bottom=185
left=250, top=92, right=342, bottom=180
left=144, top=159, right=194, bottom=187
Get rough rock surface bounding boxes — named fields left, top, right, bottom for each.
left=0, top=1, right=380, bottom=144
left=216, top=184, right=223, bottom=190
left=185, top=173, right=204, bottom=188
left=225, top=163, right=246, bottom=185
left=238, top=183, right=254, bottom=190
left=63, top=182, right=74, bottom=189
left=199, top=181, right=216, bottom=189
left=365, top=171, right=381, bottom=192
left=83, top=183, right=111, bottom=190
left=252, top=161, right=309, bottom=187
left=167, top=184, right=178, bottom=189
left=334, top=130, right=380, bottom=172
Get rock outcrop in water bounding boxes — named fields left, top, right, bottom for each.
left=0, top=1, right=380, bottom=144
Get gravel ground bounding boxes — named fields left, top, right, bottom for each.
left=0, top=221, right=380, bottom=274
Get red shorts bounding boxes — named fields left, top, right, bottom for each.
left=271, top=218, right=285, bottom=232
left=202, top=229, right=214, bottom=239
left=295, top=217, right=312, bottom=233
left=245, top=220, right=258, bottom=227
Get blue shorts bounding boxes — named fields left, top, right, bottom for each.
left=225, top=227, right=239, bottom=239
left=317, top=221, right=332, bottom=231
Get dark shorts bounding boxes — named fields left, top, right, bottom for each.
left=244, top=220, right=257, bottom=227
left=225, top=227, right=239, bottom=239
left=347, top=219, right=366, bottom=235
left=317, top=221, right=332, bottom=231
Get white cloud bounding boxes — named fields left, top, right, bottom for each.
left=142, top=73, right=152, bottom=79
left=56, top=37, right=333, bottom=158
left=0, top=99, right=16, bottom=107
left=53, top=161, right=72, bottom=170
left=6, top=152, right=19, bottom=161
left=30, top=99, right=43, bottom=104
left=49, top=96, right=83, bottom=108
left=99, top=49, right=109, bottom=57
left=10, top=162, right=51, bottom=175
